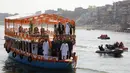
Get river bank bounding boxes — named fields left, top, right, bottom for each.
left=0, top=21, right=4, bottom=25
left=76, top=24, right=130, bottom=33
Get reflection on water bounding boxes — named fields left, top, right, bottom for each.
left=3, top=57, right=76, bottom=73
left=97, top=53, right=123, bottom=58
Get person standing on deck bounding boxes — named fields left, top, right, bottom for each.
left=19, top=26, right=23, bottom=33
left=51, top=38, right=58, bottom=56
left=57, top=22, right=62, bottom=35
left=69, top=24, right=72, bottom=35
left=34, top=27, right=40, bottom=35
left=61, top=23, right=65, bottom=34
left=67, top=40, right=73, bottom=58
left=60, top=42, right=69, bottom=60
left=42, top=39, right=49, bottom=57
left=38, top=40, right=44, bottom=55
left=31, top=43, right=38, bottom=54
left=65, top=22, right=70, bottom=35
left=57, top=37, right=62, bottom=60
left=54, top=24, right=57, bottom=35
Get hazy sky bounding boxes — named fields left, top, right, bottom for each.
left=0, top=0, right=123, bottom=14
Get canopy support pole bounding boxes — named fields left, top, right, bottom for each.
left=4, top=19, right=7, bottom=33
left=47, top=24, right=48, bottom=31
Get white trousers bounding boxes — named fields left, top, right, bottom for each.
left=62, top=55, right=67, bottom=60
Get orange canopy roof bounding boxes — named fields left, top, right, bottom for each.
left=5, top=13, right=75, bottom=25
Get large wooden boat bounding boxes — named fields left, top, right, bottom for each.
left=4, top=13, right=77, bottom=69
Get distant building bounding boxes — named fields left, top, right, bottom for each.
left=35, top=11, right=42, bottom=14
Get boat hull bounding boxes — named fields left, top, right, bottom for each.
left=8, top=51, right=76, bottom=69
left=96, top=49, right=123, bottom=57
left=97, top=37, right=110, bottom=40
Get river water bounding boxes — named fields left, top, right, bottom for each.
left=0, top=25, right=130, bottom=73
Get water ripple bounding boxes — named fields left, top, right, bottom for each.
left=76, top=67, right=108, bottom=73
left=75, top=45, right=87, bottom=48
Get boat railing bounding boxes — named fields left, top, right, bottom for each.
left=10, top=47, right=75, bottom=62
left=5, top=28, right=76, bottom=42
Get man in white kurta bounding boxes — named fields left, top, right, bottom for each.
left=60, top=43, right=69, bottom=60
left=65, top=22, right=70, bottom=35
left=42, top=40, right=49, bottom=57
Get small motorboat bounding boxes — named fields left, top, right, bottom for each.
left=98, top=34, right=110, bottom=40
left=96, top=49, right=123, bottom=57
left=96, top=44, right=124, bottom=57
left=96, top=42, right=128, bottom=57
left=120, top=47, right=128, bottom=51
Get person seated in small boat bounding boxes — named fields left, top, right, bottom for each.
left=100, top=34, right=109, bottom=39
left=42, top=39, right=49, bottom=57
left=113, top=42, right=119, bottom=48
left=60, top=41, right=69, bottom=60
left=34, top=27, right=40, bottom=35
left=119, top=42, right=124, bottom=48
left=106, top=44, right=115, bottom=50
left=98, top=45, right=105, bottom=51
